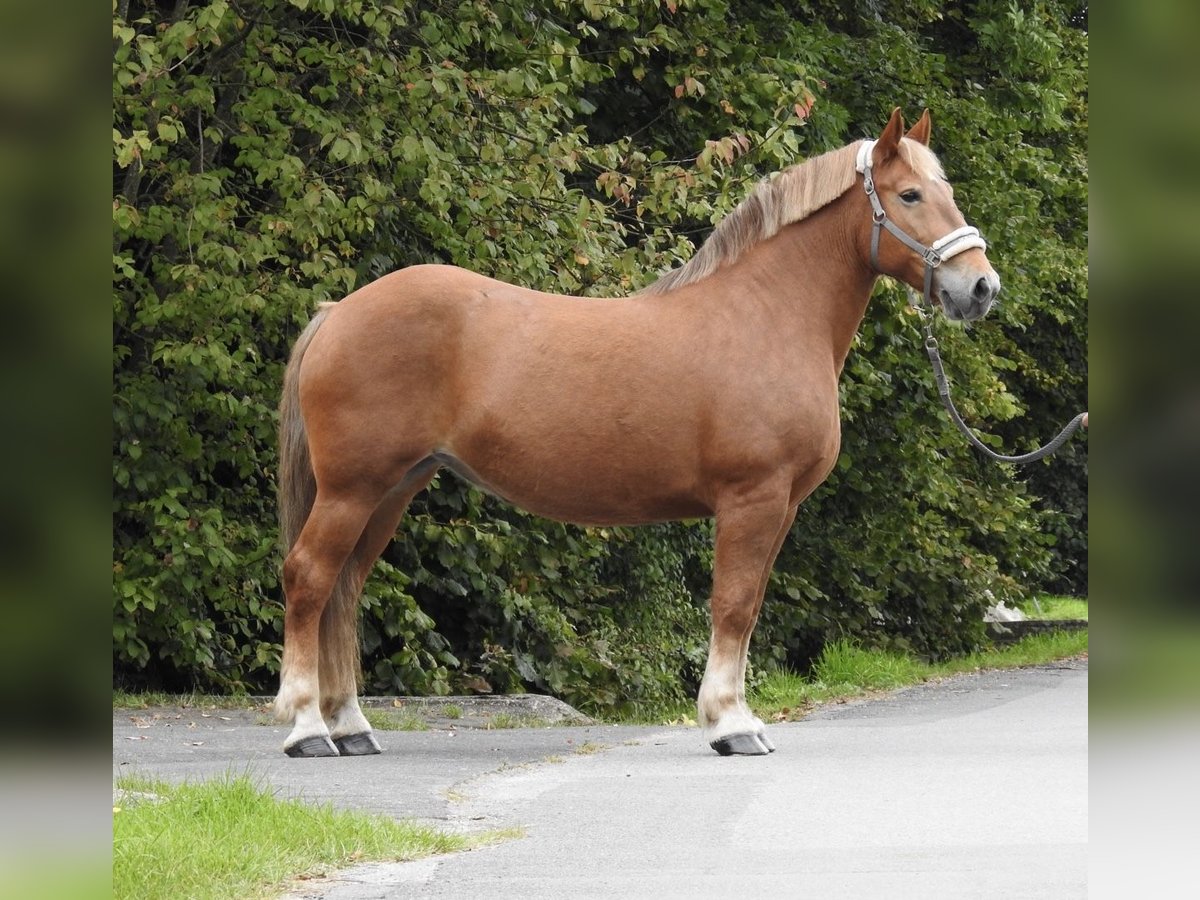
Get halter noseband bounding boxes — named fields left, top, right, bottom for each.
left=855, top=139, right=986, bottom=308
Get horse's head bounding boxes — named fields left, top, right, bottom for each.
left=858, top=108, right=999, bottom=322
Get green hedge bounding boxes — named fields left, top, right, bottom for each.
left=113, top=0, right=1087, bottom=712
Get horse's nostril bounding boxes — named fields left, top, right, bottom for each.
left=973, top=276, right=994, bottom=302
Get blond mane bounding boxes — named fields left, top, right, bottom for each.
left=642, top=138, right=943, bottom=296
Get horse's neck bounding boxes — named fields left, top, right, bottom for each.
left=702, top=197, right=877, bottom=374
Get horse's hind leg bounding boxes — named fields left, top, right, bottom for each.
left=276, top=489, right=378, bottom=757
left=698, top=487, right=793, bottom=756
left=319, top=461, right=439, bottom=756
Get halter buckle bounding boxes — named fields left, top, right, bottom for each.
left=922, top=248, right=943, bottom=268
left=872, top=209, right=887, bottom=225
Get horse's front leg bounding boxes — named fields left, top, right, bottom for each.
left=698, top=489, right=795, bottom=756
left=734, top=504, right=798, bottom=753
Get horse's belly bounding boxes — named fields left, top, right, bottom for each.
left=432, top=449, right=711, bottom=526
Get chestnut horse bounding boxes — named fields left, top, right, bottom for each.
left=274, top=109, right=999, bottom=757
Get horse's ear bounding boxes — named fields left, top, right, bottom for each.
left=906, top=109, right=931, bottom=145
left=874, top=107, right=905, bottom=165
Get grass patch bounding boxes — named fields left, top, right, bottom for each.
left=932, top=629, right=1089, bottom=676
left=113, top=775, right=472, bottom=900
left=113, top=691, right=265, bottom=710
left=572, top=741, right=608, bottom=755
left=486, top=713, right=553, bottom=729
left=442, top=704, right=464, bottom=720
left=811, top=641, right=925, bottom=691
left=362, top=709, right=429, bottom=732
left=605, top=699, right=695, bottom=727
left=749, top=631, right=1088, bottom=723
left=748, top=668, right=832, bottom=715
left=1019, top=595, right=1088, bottom=621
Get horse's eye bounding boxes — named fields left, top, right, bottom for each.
left=900, top=190, right=922, bottom=204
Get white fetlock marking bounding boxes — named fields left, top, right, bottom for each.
left=285, top=709, right=330, bottom=750
left=276, top=673, right=330, bottom=749
left=702, top=705, right=766, bottom=745
left=697, top=640, right=739, bottom=725
left=326, top=696, right=373, bottom=740
left=698, top=637, right=762, bottom=743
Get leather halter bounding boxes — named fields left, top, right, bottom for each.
left=855, top=139, right=986, bottom=308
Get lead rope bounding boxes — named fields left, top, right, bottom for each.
left=910, top=297, right=1087, bottom=464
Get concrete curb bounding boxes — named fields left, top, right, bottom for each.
left=168, top=693, right=600, bottom=729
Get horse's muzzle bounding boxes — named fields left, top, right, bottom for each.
left=939, top=270, right=1000, bottom=321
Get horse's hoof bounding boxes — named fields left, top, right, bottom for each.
left=758, top=732, right=776, bottom=753
left=710, top=732, right=770, bottom=756
left=334, top=732, right=382, bottom=756
left=284, top=735, right=339, bottom=758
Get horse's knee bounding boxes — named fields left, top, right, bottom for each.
left=711, top=595, right=757, bottom=637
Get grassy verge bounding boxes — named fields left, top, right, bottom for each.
left=113, top=775, right=478, bottom=900
left=1019, top=595, right=1088, bottom=621
left=112, top=690, right=266, bottom=710
left=115, top=612, right=1088, bottom=728
left=363, top=708, right=431, bottom=732
left=748, top=630, right=1088, bottom=723
left=606, top=626, right=1088, bottom=726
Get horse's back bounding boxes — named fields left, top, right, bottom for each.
left=312, top=263, right=696, bottom=386
left=294, top=262, right=840, bottom=522
left=293, top=266, right=723, bottom=517
left=336, top=262, right=595, bottom=317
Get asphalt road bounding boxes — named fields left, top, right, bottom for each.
left=113, top=661, right=1087, bottom=899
